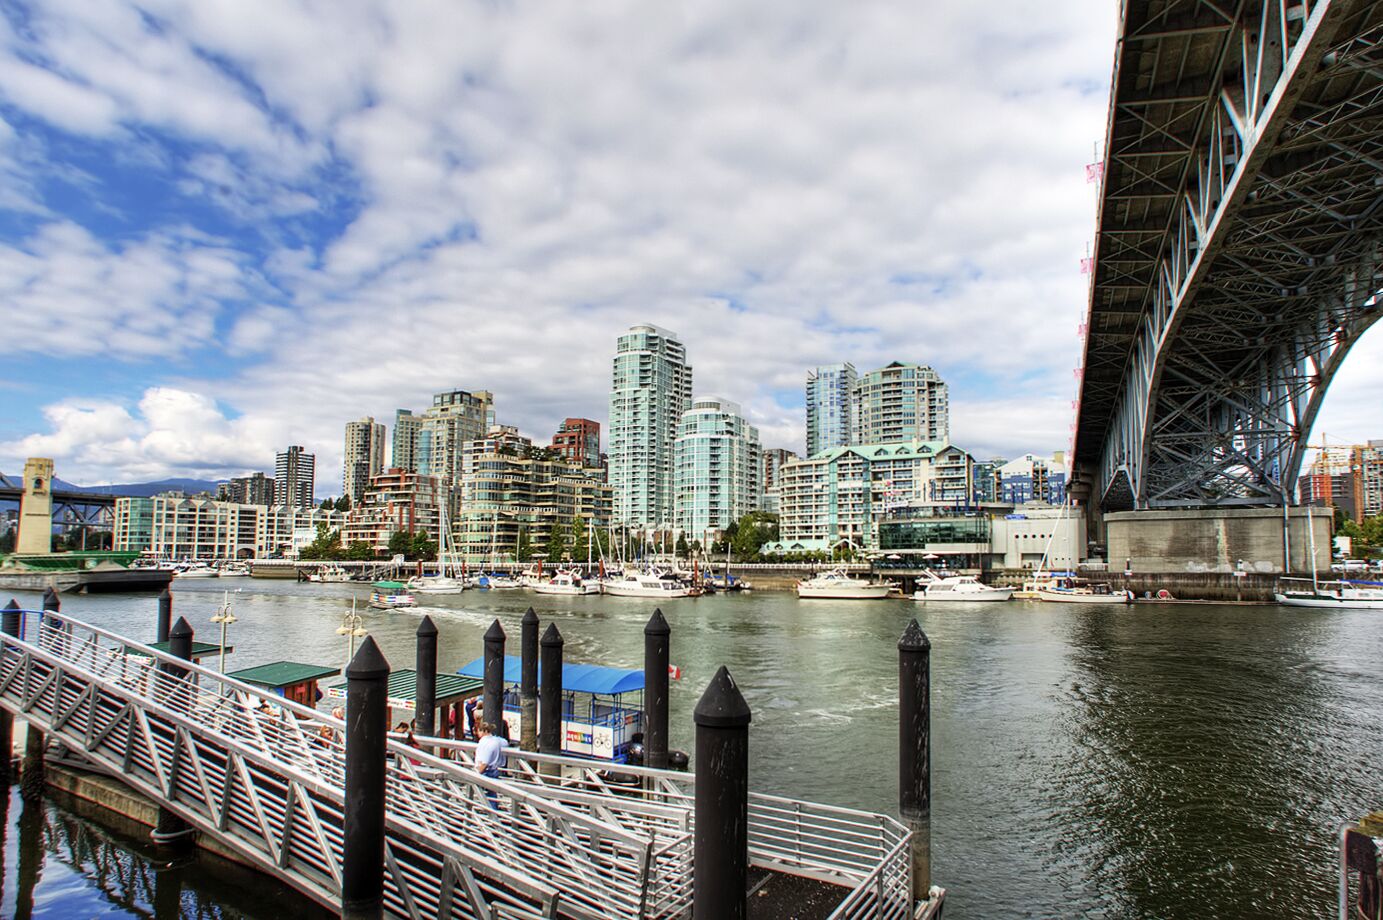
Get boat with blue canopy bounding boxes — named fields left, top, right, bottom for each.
left=458, top=655, right=644, bottom=762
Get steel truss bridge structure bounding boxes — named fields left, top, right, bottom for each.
left=0, top=609, right=915, bottom=920
left=1073, top=0, right=1383, bottom=510
left=0, top=472, right=116, bottom=535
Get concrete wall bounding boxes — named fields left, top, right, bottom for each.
left=1105, top=506, right=1332, bottom=574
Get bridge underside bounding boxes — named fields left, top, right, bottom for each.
left=1075, top=0, right=1383, bottom=511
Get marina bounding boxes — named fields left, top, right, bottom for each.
left=0, top=579, right=1376, bottom=918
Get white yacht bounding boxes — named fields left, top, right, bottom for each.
left=796, top=569, right=893, bottom=600
left=1275, top=578, right=1383, bottom=609
left=173, top=562, right=219, bottom=579
left=602, top=569, right=690, bottom=598
left=408, top=573, right=467, bottom=594
left=914, top=572, right=1013, bottom=602
left=219, top=561, right=250, bottom=577
left=534, top=570, right=601, bottom=595
left=309, top=563, right=352, bottom=583
left=1037, top=579, right=1134, bottom=604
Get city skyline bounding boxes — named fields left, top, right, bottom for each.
left=1, top=2, right=1379, bottom=492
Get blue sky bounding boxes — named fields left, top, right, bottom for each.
left=2, top=1, right=1376, bottom=491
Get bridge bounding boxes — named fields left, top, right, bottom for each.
left=0, top=606, right=927, bottom=919
left=0, top=470, right=117, bottom=543
left=1072, top=0, right=1383, bottom=512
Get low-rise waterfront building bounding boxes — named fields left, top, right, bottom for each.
left=456, top=428, right=611, bottom=563
left=875, top=504, right=1085, bottom=570
left=673, top=397, right=761, bottom=540
left=341, top=468, right=441, bottom=552
left=113, top=495, right=346, bottom=559
left=998, top=453, right=1067, bottom=505
left=774, top=440, right=975, bottom=552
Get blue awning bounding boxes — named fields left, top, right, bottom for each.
left=458, top=655, right=644, bottom=695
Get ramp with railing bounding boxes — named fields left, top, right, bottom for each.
left=0, top=608, right=918, bottom=919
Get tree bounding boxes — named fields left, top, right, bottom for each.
left=335, top=495, right=352, bottom=512
left=570, top=516, right=589, bottom=562
left=410, top=532, right=437, bottom=561
left=732, top=511, right=779, bottom=560
left=515, top=528, right=533, bottom=562
left=547, top=522, right=567, bottom=562
left=301, top=523, right=342, bottom=560
left=319, top=498, right=334, bottom=512
left=387, top=530, right=413, bottom=559
left=345, top=541, right=375, bottom=561
left=676, top=533, right=690, bottom=558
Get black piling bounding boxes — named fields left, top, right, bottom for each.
left=0, top=599, right=19, bottom=787
left=483, top=619, right=505, bottom=734
left=899, top=618, right=932, bottom=902
left=415, top=616, right=438, bottom=740
left=538, top=623, right=563, bottom=776
left=20, top=591, right=59, bottom=802
left=644, top=608, right=670, bottom=770
left=342, top=637, right=390, bottom=920
left=693, top=666, right=751, bottom=920
left=151, top=617, right=195, bottom=846
left=157, top=588, right=172, bottom=643
left=520, top=608, right=539, bottom=751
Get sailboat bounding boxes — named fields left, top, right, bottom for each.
left=1275, top=505, right=1383, bottom=608
left=407, top=488, right=466, bottom=594
left=475, top=514, right=521, bottom=589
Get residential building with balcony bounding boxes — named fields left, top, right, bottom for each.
left=851, top=362, right=949, bottom=445
left=998, top=453, right=1067, bottom=505
left=342, top=468, right=441, bottom=552
left=218, top=472, right=275, bottom=506
left=608, top=324, right=692, bottom=530
left=551, top=418, right=602, bottom=468
left=392, top=409, right=421, bottom=471
left=673, top=397, right=761, bottom=540
left=113, top=495, right=345, bottom=559
left=414, top=388, right=495, bottom=485
left=343, top=416, right=387, bottom=504
left=760, top=447, right=799, bottom=514
left=274, top=446, right=316, bottom=511
left=806, top=363, right=856, bottom=456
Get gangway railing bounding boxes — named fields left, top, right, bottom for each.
left=421, top=736, right=915, bottom=919
left=0, top=610, right=693, bottom=918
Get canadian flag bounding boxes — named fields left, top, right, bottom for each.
left=668, top=665, right=683, bottom=680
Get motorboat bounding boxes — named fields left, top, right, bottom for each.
left=1274, top=578, right=1383, bottom=609
left=914, top=572, right=1013, bottom=602
left=368, top=581, right=417, bottom=609
left=1012, top=571, right=1076, bottom=599
left=602, top=569, right=690, bottom=598
left=219, top=561, right=250, bottom=577
left=309, top=563, right=353, bottom=583
left=1036, top=579, right=1133, bottom=604
left=703, top=572, right=753, bottom=592
left=173, top=562, right=219, bottom=579
left=476, top=572, right=522, bottom=590
left=795, top=569, right=893, bottom=600
left=533, top=569, right=601, bottom=595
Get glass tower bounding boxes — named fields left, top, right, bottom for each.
left=674, top=397, right=761, bottom=539
left=609, top=324, right=693, bottom=529
left=806, top=363, right=857, bottom=457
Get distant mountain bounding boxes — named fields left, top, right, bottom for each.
left=54, top=477, right=227, bottom=498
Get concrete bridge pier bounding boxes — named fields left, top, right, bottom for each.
left=1105, top=506, right=1332, bottom=575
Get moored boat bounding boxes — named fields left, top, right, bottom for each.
left=309, top=563, right=352, bottom=583
left=914, top=572, right=1013, bottom=602
left=795, top=569, right=893, bottom=600
left=173, top=562, right=219, bottom=579
left=1036, top=579, right=1133, bottom=604
left=476, top=572, right=522, bottom=590
left=602, top=569, right=690, bottom=598
left=534, top=569, right=601, bottom=595
left=368, top=581, right=417, bottom=609
left=1274, top=577, right=1383, bottom=609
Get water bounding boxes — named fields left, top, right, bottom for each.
left=2, top=580, right=1379, bottom=919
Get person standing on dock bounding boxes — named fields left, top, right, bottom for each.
left=475, top=721, right=509, bottom=809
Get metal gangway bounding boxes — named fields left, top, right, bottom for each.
left=0, top=609, right=917, bottom=919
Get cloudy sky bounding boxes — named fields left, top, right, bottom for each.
left=1, top=1, right=1377, bottom=493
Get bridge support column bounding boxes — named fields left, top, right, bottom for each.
left=483, top=620, right=506, bottom=737
left=152, top=617, right=195, bottom=847
left=157, top=588, right=172, bottom=643
left=644, top=609, right=670, bottom=770
left=20, top=590, right=60, bottom=802
left=899, top=619, right=932, bottom=903
left=415, top=615, right=437, bottom=744
left=693, top=666, right=751, bottom=920
left=538, top=624, right=563, bottom=777
left=0, top=599, right=19, bottom=787
left=343, top=637, right=390, bottom=920
left=520, top=608, right=538, bottom=751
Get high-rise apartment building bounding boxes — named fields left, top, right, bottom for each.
left=392, top=409, right=421, bottom=471
left=342, top=417, right=387, bottom=504
left=1299, top=441, right=1383, bottom=522
left=674, top=397, right=761, bottom=539
left=851, top=362, right=949, bottom=445
left=806, top=363, right=856, bottom=457
left=341, top=468, right=441, bottom=551
left=552, top=418, right=602, bottom=467
left=274, top=446, right=316, bottom=511
left=608, top=324, right=692, bottom=529
left=219, top=472, right=275, bottom=506
left=760, top=447, right=799, bottom=514
left=415, top=389, right=494, bottom=484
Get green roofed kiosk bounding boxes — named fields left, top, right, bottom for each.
left=326, top=669, right=482, bottom=739
left=126, top=640, right=234, bottom=665
left=227, top=661, right=341, bottom=708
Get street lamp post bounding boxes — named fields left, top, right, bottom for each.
left=209, top=590, right=239, bottom=674
left=337, top=599, right=368, bottom=667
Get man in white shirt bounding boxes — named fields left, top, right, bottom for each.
left=475, top=721, right=509, bottom=778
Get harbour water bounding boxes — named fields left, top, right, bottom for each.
left=1, top=580, right=1379, bottom=919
